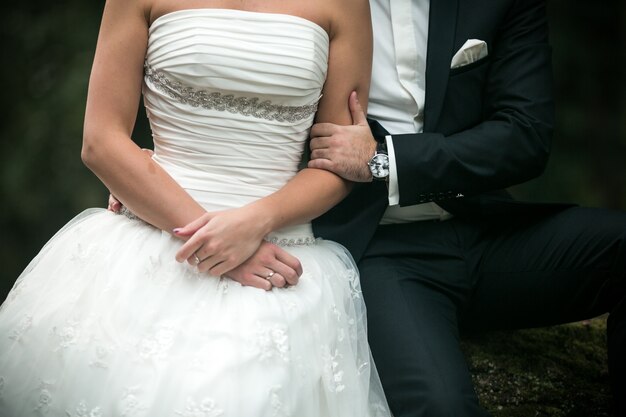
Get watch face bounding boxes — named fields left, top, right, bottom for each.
left=369, top=154, right=389, bottom=178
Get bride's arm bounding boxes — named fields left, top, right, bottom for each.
left=175, top=0, right=372, bottom=275
left=82, top=0, right=206, bottom=230
left=247, top=0, right=374, bottom=227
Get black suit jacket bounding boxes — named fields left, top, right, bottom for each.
left=313, top=0, right=571, bottom=261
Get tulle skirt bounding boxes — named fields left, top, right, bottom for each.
left=0, top=209, right=390, bottom=417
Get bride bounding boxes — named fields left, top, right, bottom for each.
left=0, top=0, right=393, bottom=416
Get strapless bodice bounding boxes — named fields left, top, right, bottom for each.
left=143, top=9, right=329, bottom=214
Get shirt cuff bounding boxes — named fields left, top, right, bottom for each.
left=386, top=135, right=400, bottom=206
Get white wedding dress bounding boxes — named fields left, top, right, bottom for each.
left=0, top=9, right=391, bottom=417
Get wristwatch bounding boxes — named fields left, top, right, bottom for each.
left=367, top=140, right=389, bottom=181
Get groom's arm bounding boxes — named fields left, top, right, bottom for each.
left=391, top=0, right=553, bottom=206
left=310, top=0, right=554, bottom=206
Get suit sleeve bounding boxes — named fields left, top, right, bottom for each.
left=392, top=0, right=554, bottom=206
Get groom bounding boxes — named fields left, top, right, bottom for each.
left=307, top=0, right=626, bottom=416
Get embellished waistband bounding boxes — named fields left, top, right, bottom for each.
left=144, top=62, right=320, bottom=123
left=265, top=235, right=318, bottom=247
left=265, top=223, right=317, bottom=247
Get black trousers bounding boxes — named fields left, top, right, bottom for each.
left=359, top=206, right=626, bottom=417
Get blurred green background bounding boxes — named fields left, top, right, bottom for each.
left=0, top=1, right=624, bottom=300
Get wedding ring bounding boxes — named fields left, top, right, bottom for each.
left=193, top=253, right=201, bottom=265
left=266, top=270, right=275, bottom=280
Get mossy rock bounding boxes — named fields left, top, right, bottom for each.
left=461, top=316, right=612, bottom=416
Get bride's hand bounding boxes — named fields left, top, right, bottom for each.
left=107, top=194, right=122, bottom=212
left=223, top=241, right=303, bottom=290
left=173, top=206, right=269, bottom=277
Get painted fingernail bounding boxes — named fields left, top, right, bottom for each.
left=172, top=228, right=182, bottom=234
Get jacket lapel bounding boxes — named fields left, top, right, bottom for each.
left=424, top=0, right=458, bottom=132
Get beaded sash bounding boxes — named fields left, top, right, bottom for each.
left=144, top=62, right=320, bottom=122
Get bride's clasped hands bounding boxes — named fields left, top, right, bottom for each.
left=172, top=205, right=302, bottom=289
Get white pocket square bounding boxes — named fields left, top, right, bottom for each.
left=451, top=39, right=488, bottom=69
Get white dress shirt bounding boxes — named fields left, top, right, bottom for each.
left=368, top=0, right=452, bottom=224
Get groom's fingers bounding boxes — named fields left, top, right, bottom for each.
left=309, top=135, right=332, bottom=151
left=310, top=123, right=337, bottom=139
left=307, top=158, right=335, bottom=173
left=310, top=148, right=332, bottom=161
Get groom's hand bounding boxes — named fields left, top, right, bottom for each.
left=308, top=91, right=376, bottom=182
